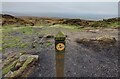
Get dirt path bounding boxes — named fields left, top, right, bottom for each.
left=64, top=41, right=118, bottom=77
left=29, top=28, right=118, bottom=77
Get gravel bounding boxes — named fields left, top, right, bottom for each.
left=3, top=27, right=118, bottom=77
left=29, top=39, right=118, bottom=77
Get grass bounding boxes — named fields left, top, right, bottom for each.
left=46, top=41, right=53, bottom=47
left=2, top=26, right=28, bottom=50
left=20, top=43, right=28, bottom=48
left=36, top=24, right=83, bottom=36
left=2, top=37, right=21, bottom=49
left=3, top=42, right=28, bottom=50
left=0, top=48, right=2, bottom=51
left=10, top=57, right=34, bottom=77
left=0, top=26, right=2, bottom=52
left=2, top=26, right=34, bottom=35
left=50, top=24, right=83, bottom=29
left=56, top=31, right=65, bottom=37
left=90, top=21, right=119, bottom=28
left=18, top=27, right=34, bottom=35
left=2, top=22, right=119, bottom=53
left=3, top=56, right=35, bottom=77
left=1, top=19, right=118, bottom=77
left=2, top=60, right=18, bottom=75
left=2, top=36, right=28, bottom=51
left=3, top=57, right=16, bottom=68
left=2, top=26, right=31, bottom=53
left=109, top=22, right=119, bottom=28
left=3, top=36, right=21, bottom=44
left=2, top=26, right=14, bottom=34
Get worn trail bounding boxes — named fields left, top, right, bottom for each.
left=30, top=39, right=118, bottom=77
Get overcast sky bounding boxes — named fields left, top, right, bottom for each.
left=2, top=2, right=118, bottom=20
left=1, top=0, right=120, bottom=2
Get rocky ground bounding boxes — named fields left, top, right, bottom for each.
left=29, top=28, right=118, bottom=77
left=2, top=25, right=119, bottom=77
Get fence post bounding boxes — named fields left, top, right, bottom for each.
left=55, top=31, right=66, bottom=77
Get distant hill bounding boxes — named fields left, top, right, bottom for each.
left=1, top=14, right=34, bottom=26
left=1, top=14, right=119, bottom=28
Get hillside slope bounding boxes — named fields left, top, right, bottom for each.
left=1, top=14, right=34, bottom=26
left=1, top=14, right=119, bottom=28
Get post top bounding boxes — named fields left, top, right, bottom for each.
left=55, top=31, right=66, bottom=41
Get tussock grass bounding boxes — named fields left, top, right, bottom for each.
left=3, top=60, right=18, bottom=75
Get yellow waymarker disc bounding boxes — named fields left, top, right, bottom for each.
left=56, top=43, right=65, bottom=51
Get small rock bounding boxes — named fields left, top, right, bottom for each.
left=4, top=71, right=13, bottom=77
left=32, top=44, right=36, bottom=48
left=89, top=30, right=96, bottom=33
left=0, top=59, right=2, bottom=63
left=89, top=38, right=97, bottom=41
left=75, top=38, right=90, bottom=43
left=19, top=55, right=28, bottom=62
left=39, top=74, right=42, bottom=77
left=74, top=72, right=77, bottom=75
left=38, top=35, right=43, bottom=38
left=67, top=71, right=71, bottom=73
left=20, top=54, right=39, bottom=61
left=38, top=64, right=41, bottom=66
left=15, top=61, right=23, bottom=69
left=46, top=34, right=54, bottom=38
left=73, top=64, right=76, bottom=66
left=39, top=42, right=44, bottom=44
left=20, top=52, right=26, bottom=56
left=96, top=36, right=116, bottom=45
left=29, top=55, right=39, bottom=60
left=33, top=40, right=37, bottom=43
left=65, top=35, right=68, bottom=37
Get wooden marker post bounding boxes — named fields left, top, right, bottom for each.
left=55, top=31, right=66, bottom=77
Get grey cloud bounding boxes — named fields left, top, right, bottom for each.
left=2, top=2, right=118, bottom=20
